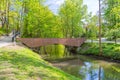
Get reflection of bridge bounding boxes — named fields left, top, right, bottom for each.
left=17, top=38, right=86, bottom=47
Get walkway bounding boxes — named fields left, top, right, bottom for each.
left=0, top=36, right=13, bottom=48
left=85, top=39, right=120, bottom=44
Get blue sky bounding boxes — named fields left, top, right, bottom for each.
left=45, top=0, right=64, bottom=14
left=84, top=0, right=99, bottom=15
left=45, top=0, right=99, bottom=15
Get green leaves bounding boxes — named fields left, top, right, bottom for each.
left=85, top=15, right=98, bottom=40
left=105, top=28, right=120, bottom=40
left=21, top=0, right=57, bottom=38
left=59, top=0, right=86, bottom=38
left=102, top=0, right=120, bottom=41
left=103, top=0, right=120, bottom=28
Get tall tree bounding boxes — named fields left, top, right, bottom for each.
left=20, top=0, right=65, bottom=58
left=59, top=0, right=87, bottom=38
left=86, top=15, right=98, bottom=42
left=103, top=0, right=120, bottom=29
left=103, top=0, right=120, bottom=43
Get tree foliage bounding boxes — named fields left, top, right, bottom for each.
left=0, top=0, right=89, bottom=57
left=103, top=0, right=120, bottom=42
left=85, top=14, right=98, bottom=41
left=103, top=0, right=120, bottom=29
left=59, top=0, right=87, bottom=38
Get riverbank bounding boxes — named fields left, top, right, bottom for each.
left=79, top=43, right=120, bottom=60
left=0, top=45, right=80, bottom=80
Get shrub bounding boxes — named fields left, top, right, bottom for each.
left=79, top=43, right=120, bottom=60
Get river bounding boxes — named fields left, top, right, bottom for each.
left=50, top=55, right=120, bottom=80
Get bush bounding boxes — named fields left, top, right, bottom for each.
left=79, top=43, right=120, bottom=60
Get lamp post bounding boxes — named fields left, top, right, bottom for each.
left=99, top=0, right=102, bottom=56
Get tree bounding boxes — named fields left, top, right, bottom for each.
left=0, top=0, right=10, bottom=35
left=103, top=0, right=120, bottom=29
left=59, top=0, right=87, bottom=38
left=103, top=0, right=120, bottom=43
left=86, top=15, right=98, bottom=43
left=0, top=0, right=22, bottom=35
left=19, top=0, right=66, bottom=58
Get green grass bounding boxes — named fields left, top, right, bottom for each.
left=0, top=46, right=80, bottom=80
left=79, top=43, right=120, bottom=60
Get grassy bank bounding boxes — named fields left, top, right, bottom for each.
left=79, top=43, right=120, bottom=60
left=0, top=45, right=80, bottom=80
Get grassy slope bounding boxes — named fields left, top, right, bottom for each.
left=0, top=46, right=80, bottom=80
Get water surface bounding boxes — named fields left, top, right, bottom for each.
left=51, top=55, right=120, bottom=80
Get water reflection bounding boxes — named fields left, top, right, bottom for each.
left=79, top=62, right=104, bottom=80
left=51, top=57, right=120, bottom=80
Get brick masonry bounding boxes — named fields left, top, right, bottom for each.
left=17, top=38, right=86, bottom=48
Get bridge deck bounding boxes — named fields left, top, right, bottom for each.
left=17, top=38, right=86, bottom=47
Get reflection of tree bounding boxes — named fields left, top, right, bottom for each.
left=90, top=70, right=94, bottom=80
left=79, top=62, right=104, bottom=80
left=79, top=62, right=120, bottom=80
left=98, top=66, right=101, bottom=80
left=104, top=66, right=120, bottom=80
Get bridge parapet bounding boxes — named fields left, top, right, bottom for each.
left=17, top=38, right=86, bottom=47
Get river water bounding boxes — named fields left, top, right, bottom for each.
left=51, top=55, right=120, bottom=80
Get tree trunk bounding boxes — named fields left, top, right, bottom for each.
left=115, top=38, right=117, bottom=44
left=98, top=66, right=101, bottom=80
left=5, top=0, right=10, bottom=35
left=99, top=0, right=102, bottom=55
